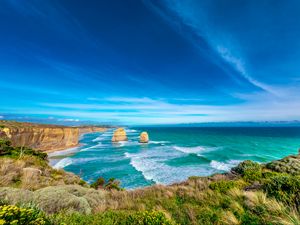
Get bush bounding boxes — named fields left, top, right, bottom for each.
left=90, top=177, right=105, bottom=189
left=126, top=211, right=174, bottom=225
left=0, top=139, right=12, bottom=156
left=263, top=174, right=300, bottom=207
left=209, top=180, right=242, bottom=193
left=91, top=177, right=123, bottom=191
left=0, top=139, right=47, bottom=161
left=51, top=210, right=174, bottom=225
left=0, top=204, right=50, bottom=225
left=232, top=161, right=262, bottom=182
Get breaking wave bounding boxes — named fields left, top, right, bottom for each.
left=210, top=160, right=241, bottom=171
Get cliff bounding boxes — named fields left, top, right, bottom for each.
left=78, top=126, right=108, bottom=135
left=0, top=121, right=107, bottom=152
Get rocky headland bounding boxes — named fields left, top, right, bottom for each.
left=0, top=120, right=108, bottom=152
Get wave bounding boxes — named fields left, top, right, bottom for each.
left=126, top=129, right=138, bottom=133
left=173, top=145, right=205, bottom=153
left=173, top=145, right=223, bottom=156
left=80, top=143, right=103, bottom=151
left=53, top=156, right=101, bottom=169
left=92, top=136, right=104, bottom=142
left=210, top=160, right=241, bottom=171
left=149, top=141, right=170, bottom=145
left=53, top=158, right=73, bottom=169
left=124, top=148, right=213, bottom=185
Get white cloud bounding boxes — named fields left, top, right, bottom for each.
left=58, top=118, right=80, bottom=122
left=0, top=116, right=4, bottom=119
left=6, top=92, right=297, bottom=124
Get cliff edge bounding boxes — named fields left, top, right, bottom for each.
left=0, top=120, right=108, bottom=152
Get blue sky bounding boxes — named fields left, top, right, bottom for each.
left=0, top=0, right=300, bottom=125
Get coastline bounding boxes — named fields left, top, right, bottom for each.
left=46, top=128, right=109, bottom=154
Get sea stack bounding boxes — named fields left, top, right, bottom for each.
left=112, top=128, right=127, bottom=142
left=139, top=131, right=149, bottom=143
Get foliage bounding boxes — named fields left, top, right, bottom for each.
left=90, top=177, right=105, bottom=189
left=263, top=174, right=300, bottom=207
left=91, top=177, right=123, bottom=191
left=232, top=160, right=262, bottom=182
left=51, top=210, right=174, bottom=225
left=0, top=204, right=50, bottom=225
left=0, top=139, right=47, bottom=161
left=126, top=211, right=174, bottom=225
left=209, top=180, right=245, bottom=193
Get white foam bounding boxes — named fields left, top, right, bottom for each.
left=149, top=141, right=170, bottom=144
left=125, top=147, right=213, bottom=185
left=80, top=143, right=103, bottom=151
left=54, top=156, right=101, bottom=169
left=92, top=136, right=104, bottom=142
left=210, top=160, right=241, bottom=171
left=53, top=158, right=73, bottom=169
left=126, top=129, right=138, bottom=132
left=173, top=145, right=206, bottom=154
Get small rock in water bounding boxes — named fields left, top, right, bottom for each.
left=139, top=131, right=149, bottom=143
left=111, top=128, right=128, bottom=142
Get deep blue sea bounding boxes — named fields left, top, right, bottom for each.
left=49, top=127, right=300, bottom=189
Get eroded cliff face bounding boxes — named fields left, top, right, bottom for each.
left=78, top=126, right=107, bottom=135
left=0, top=121, right=108, bottom=152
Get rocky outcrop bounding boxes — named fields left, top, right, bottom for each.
left=266, top=150, right=300, bottom=175
left=0, top=121, right=108, bottom=152
left=139, top=132, right=149, bottom=143
left=112, top=128, right=127, bottom=142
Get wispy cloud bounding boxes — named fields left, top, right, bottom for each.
left=216, top=46, right=276, bottom=94
left=144, top=0, right=274, bottom=93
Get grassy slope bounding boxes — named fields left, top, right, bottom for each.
left=0, top=139, right=86, bottom=190
left=1, top=139, right=300, bottom=224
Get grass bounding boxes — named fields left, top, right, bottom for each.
left=1, top=137, right=300, bottom=224
left=0, top=139, right=86, bottom=190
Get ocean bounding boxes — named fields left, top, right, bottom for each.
left=49, top=127, right=300, bottom=189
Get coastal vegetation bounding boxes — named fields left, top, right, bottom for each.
left=0, top=139, right=85, bottom=190
left=1, top=138, right=300, bottom=224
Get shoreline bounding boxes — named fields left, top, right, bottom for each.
left=45, top=128, right=109, bottom=155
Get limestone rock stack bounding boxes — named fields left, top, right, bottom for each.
left=112, top=128, right=128, bottom=142
left=139, top=131, right=149, bottom=143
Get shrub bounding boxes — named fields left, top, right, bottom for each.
left=263, top=174, right=300, bottom=207
left=209, top=180, right=239, bottom=193
left=33, top=186, right=92, bottom=214
left=105, top=178, right=123, bottom=191
left=126, top=211, right=174, bottom=225
left=91, top=177, right=123, bottom=191
left=90, top=177, right=105, bottom=189
left=0, top=139, right=47, bottom=161
left=232, top=160, right=262, bottom=182
left=51, top=210, right=174, bottom=225
left=0, top=204, right=50, bottom=225
left=0, top=139, right=12, bottom=156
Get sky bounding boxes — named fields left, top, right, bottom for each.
left=0, top=0, right=300, bottom=125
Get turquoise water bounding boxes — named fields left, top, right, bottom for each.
left=49, top=127, right=300, bottom=189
